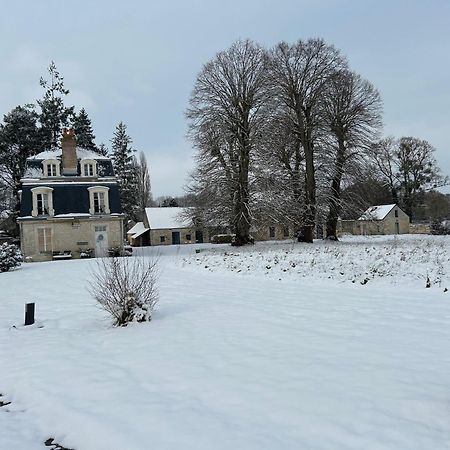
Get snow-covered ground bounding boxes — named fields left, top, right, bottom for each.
left=1, top=235, right=450, bottom=449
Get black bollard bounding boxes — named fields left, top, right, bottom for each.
left=24, top=303, right=35, bottom=326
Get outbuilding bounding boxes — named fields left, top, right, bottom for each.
left=127, top=207, right=208, bottom=246
left=356, top=204, right=410, bottom=235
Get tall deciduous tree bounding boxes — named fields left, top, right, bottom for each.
left=187, top=39, right=269, bottom=245
left=73, top=108, right=97, bottom=152
left=370, top=136, right=448, bottom=220
left=134, top=151, right=153, bottom=220
left=38, top=61, right=74, bottom=149
left=322, top=70, right=382, bottom=239
left=111, top=122, right=138, bottom=220
left=267, top=39, right=347, bottom=242
left=397, top=137, right=445, bottom=219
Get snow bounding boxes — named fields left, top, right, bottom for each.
left=28, top=147, right=110, bottom=161
left=127, top=221, right=149, bottom=238
left=358, top=204, right=396, bottom=220
left=53, top=213, right=91, bottom=218
left=1, top=235, right=450, bottom=449
left=145, top=206, right=192, bottom=229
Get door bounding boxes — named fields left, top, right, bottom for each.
left=395, top=222, right=400, bottom=234
left=95, top=225, right=108, bottom=257
left=195, top=230, right=203, bottom=243
left=171, top=231, right=181, bottom=245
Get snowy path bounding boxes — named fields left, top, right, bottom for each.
left=1, top=244, right=450, bottom=449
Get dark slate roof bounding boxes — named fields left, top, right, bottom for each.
left=19, top=183, right=123, bottom=217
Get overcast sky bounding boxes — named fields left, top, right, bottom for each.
left=1, top=0, right=449, bottom=197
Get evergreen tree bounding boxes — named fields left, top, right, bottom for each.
left=98, top=143, right=109, bottom=156
left=73, top=108, right=97, bottom=151
left=37, top=61, right=74, bottom=149
left=110, top=122, right=138, bottom=220
left=0, top=104, right=40, bottom=234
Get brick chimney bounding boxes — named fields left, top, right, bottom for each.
left=61, top=128, right=78, bottom=175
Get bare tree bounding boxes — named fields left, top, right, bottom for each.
left=370, top=137, right=400, bottom=203
left=369, top=136, right=448, bottom=220
left=134, top=151, right=153, bottom=220
left=267, top=39, right=347, bottom=242
left=397, top=137, right=447, bottom=219
left=322, top=70, right=383, bottom=239
left=187, top=39, right=270, bottom=246
left=89, top=256, right=158, bottom=326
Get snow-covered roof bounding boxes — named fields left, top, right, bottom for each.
left=28, top=148, right=110, bottom=161
left=127, top=221, right=150, bottom=239
left=145, top=207, right=193, bottom=230
left=358, top=204, right=397, bottom=221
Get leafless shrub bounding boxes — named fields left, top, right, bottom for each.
left=89, top=256, right=159, bottom=326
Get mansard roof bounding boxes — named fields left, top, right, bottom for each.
left=23, top=147, right=115, bottom=178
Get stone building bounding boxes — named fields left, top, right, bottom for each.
left=127, top=207, right=208, bottom=246
left=354, top=204, right=410, bottom=235
left=18, top=129, right=124, bottom=261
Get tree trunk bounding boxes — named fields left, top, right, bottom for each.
left=300, top=138, right=315, bottom=243
left=232, top=111, right=252, bottom=246
left=325, top=139, right=346, bottom=240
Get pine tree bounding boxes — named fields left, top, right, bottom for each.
left=110, top=122, right=138, bottom=220
left=98, top=143, right=109, bottom=156
left=73, top=108, right=97, bottom=152
left=37, top=61, right=74, bottom=149
left=0, top=242, right=22, bottom=272
left=0, top=104, right=41, bottom=234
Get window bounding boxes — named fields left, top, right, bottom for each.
left=81, top=159, right=97, bottom=177
left=395, top=210, right=398, bottom=218
left=84, top=164, right=95, bottom=176
left=95, top=225, right=107, bottom=232
left=269, top=226, right=276, bottom=238
left=37, top=193, right=49, bottom=215
left=283, top=227, right=289, bottom=237
left=186, top=234, right=191, bottom=241
left=31, top=187, right=54, bottom=217
left=37, top=228, right=52, bottom=253
left=88, top=186, right=110, bottom=215
left=160, top=236, right=165, bottom=243
left=47, top=164, right=57, bottom=177
left=93, top=192, right=106, bottom=213
left=42, top=159, right=60, bottom=177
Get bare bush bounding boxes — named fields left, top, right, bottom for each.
left=89, top=256, right=159, bottom=326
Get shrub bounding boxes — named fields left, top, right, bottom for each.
left=89, top=256, right=158, bottom=326
left=431, top=219, right=450, bottom=235
left=0, top=243, right=22, bottom=272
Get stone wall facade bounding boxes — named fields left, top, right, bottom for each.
left=252, top=224, right=292, bottom=241
left=20, top=216, right=124, bottom=262
left=148, top=228, right=210, bottom=246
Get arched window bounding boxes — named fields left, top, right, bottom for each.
left=81, top=159, right=97, bottom=177
left=31, top=187, right=54, bottom=217
left=42, top=159, right=61, bottom=177
left=88, top=186, right=110, bottom=215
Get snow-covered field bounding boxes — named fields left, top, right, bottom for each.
left=1, top=235, right=450, bottom=449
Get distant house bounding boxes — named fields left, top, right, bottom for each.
left=355, top=204, right=410, bottom=235
left=127, top=207, right=208, bottom=246
left=18, top=129, right=124, bottom=261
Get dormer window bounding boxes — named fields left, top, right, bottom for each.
left=31, top=187, right=54, bottom=217
left=81, top=159, right=97, bottom=177
left=84, top=164, right=95, bottom=176
left=42, top=159, right=61, bottom=177
left=88, top=186, right=110, bottom=215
